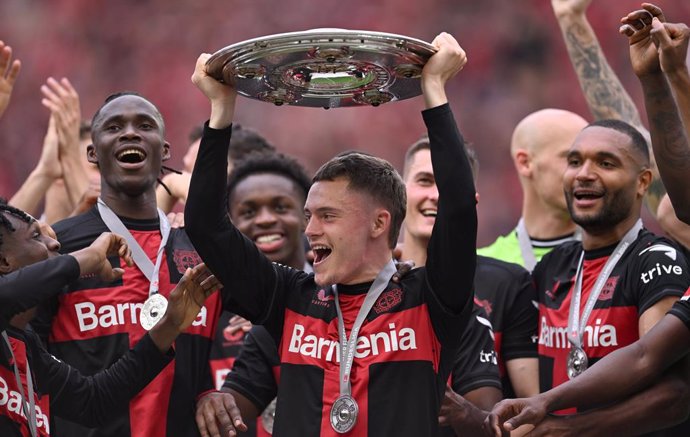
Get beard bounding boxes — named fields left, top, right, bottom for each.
left=565, top=187, right=635, bottom=234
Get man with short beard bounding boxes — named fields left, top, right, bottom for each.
left=528, top=119, right=690, bottom=435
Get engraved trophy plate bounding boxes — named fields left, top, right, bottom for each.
left=330, top=394, right=358, bottom=433
left=206, top=29, right=437, bottom=108
left=567, top=347, right=589, bottom=380
left=140, top=293, right=168, bottom=331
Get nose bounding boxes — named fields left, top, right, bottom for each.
left=120, top=123, right=141, bottom=140
left=304, top=215, right=320, bottom=239
left=575, top=160, right=596, bottom=182
left=254, top=207, right=277, bottom=226
left=428, top=185, right=439, bottom=202
left=43, top=235, right=61, bottom=253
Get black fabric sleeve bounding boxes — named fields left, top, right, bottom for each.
left=421, top=104, right=476, bottom=345
left=0, top=255, right=79, bottom=331
left=32, top=331, right=174, bottom=426
left=501, top=269, right=538, bottom=361
left=223, top=327, right=278, bottom=412
left=451, top=307, right=502, bottom=395
left=185, top=123, right=288, bottom=335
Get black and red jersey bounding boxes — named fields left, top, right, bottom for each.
left=226, top=306, right=499, bottom=437
left=186, top=104, right=477, bottom=437
left=473, top=255, right=537, bottom=398
left=534, top=230, right=689, bottom=413
left=32, top=208, right=222, bottom=437
left=0, top=254, right=174, bottom=437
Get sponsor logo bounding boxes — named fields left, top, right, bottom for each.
left=639, top=244, right=677, bottom=261
left=640, top=263, right=683, bottom=284
left=682, top=287, right=690, bottom=301
left=538, top=316, right=618, bottom=349
left=475, top=315, right=495, bottom=341
left=373, top=288, right=403, bottom=314
left=599, top=276, right=618, bottom=301
left=287, top=322, right=417, bottom=362
left=545, top=280, right=560, bottom=301
left=173, top=249, right=202, bottom=274
left=473, top=296, right=493, bottom=316
left=311, top=289, right=334, bottom=308
left=479, top=350, right=498, bottom=365
left=222, top=325, right=245, bottom=344
left=0, top=375, right=50, bottom=434
left=75, top=301, right=208, bottom=332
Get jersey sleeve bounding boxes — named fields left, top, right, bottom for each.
left=421, top=104, right=476, bottom=346
left=185, top=122, right=296, bottom=338
left=631, top=240, right=690, bottom=315
left=450, top=307, right=502, bottom=395
left=0, top=255, right=79, bottom=332
left=32, top=331, right=174, bottom=426
left=222, top=327, right=278, bottom=412
left=668, top=288, right=690, bottom=330
left=500, top=268, right=538, bottom=361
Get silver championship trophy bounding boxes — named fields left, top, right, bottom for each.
left=206, top=29, right=436, bottom=108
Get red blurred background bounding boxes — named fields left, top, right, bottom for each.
left=1, top=0, right=688, bottom=244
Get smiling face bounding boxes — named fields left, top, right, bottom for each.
left=229, top=173, right=306, bottom=268
left=88, top=95, right=170, bottom=198
left=305, top=177, right=387, bottom=286
left=0, top=214, right=60, bottom=273
left=403, top=148, right=437, bottom=241
left=563, top=126, right=650, bottom=233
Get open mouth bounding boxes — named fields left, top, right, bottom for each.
left=311, top=244, right=332, bottom=264
left=116, top=147, right=147, bottom=164
left=573, top=189, right=603, bottom=201
left=420, top=208, right=437, bottom=218
left=254, top=233, right=285, bottom=253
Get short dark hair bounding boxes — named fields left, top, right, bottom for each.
left=313, top=152, right=405, bottom=248
left=229, top=124, right=276, bottom=162
left=79, top=120, right=92, bottom=141
left=403, top=134, right=479, bottom=182
left=0, top=198, right=35, bottom=254
left=91, top=91, right=165, bottom=136
left=227, top=153, right=312, bottom=207
left=587, top=119, right=649, bottom=165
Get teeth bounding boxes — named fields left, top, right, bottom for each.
left=256, top=234, right=282, bottom=243
left=117, top=148, right=145, bottom=161
left=311, top=244, right=330, bottom=251
left=421, top=209, right=437, bottom=217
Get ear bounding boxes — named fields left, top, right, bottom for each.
left=371, top=208, right=392, bottom=240
left=513, top=149, right=532, bottom=178
left=162, top=142, right=171, bottom=162
left=0, top=251, right=13, bottom=275
left=637, top=168, right=653, bottom=198
left=475, top=192, right=480, bottom=204
left=86, top=144, right=98, bottom=165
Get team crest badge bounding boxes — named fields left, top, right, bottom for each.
left=373, top=288, right=403, bottom=314
left=173, top=249, right=202, bottom=273
left=599, top=276, right=619, bottom=301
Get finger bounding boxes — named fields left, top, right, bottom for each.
left=111, top=268, right=125, bottom=280
left=201, top=403, right=222, bottom=437
left=6, top=60, right=20, bottom=86
left=641, top=3, right=666, bottom=22
left=0, top=45, right=11, bottom=76
left=40, top=83, right=62, bottom=105
left=619, top=24, right=635, bottom=37
left=195, top=407, right=211, bottom=437
left=223, top=395, right=248, bottom=432
left=650, top=18, right=673, bottom=48
left=46, top=76, right=70, bottom=99
left=59, top=77, right=79, bottom=99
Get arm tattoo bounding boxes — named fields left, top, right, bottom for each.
left=564, top=21, right=643, bottom=127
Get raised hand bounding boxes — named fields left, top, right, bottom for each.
left=421, top=32, right=467, bottom=108
left=36, top=115, right=62, bottom=180
left=40, top=77, right=81, bottom=162
left=70, top=232, right=133, bottom=282
left=619, top=4, right=665, bottom=78
left=0, top=41, right=21, bottom=119
left=191, top=53, right=237, bottom=129
left=164, top=263, right=221, bottom=332
left=649, top=19, right=690, bottom=75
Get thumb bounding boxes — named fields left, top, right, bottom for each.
left=504, top=409, right=536, bottom=432
left=650, top=17, right=672, bottom=48
left=111, top=268, right=125, bottom=280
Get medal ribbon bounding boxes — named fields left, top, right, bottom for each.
left=567, top=220, right=643, bottom=351
left=2, top=331, right=37, bottom=437
left=516, top=218, right=538, bottom=272
left=332, top=260, right=397, bottom=397
left=97, top=199, right=170, bottom=296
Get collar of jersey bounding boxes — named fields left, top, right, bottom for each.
left=335, top=281, right=376, bottom=295
left=91, top=206, right=161, bottom=231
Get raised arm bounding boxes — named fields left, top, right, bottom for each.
left=625, top=5, right=690, bottom=224
left=552, top=0, right=665, bottom=214
left=421, top=33, right=475, bottom=317
left=186, top=54, right=284, bottom=324
left=0, top=41, right=20, bottom=120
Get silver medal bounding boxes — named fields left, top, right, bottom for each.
left=330, top=394, right=358, bottom=433
left=260, top=398, right=277, bottom=434
left=567, top=347, right=589, bottom=379
left=140, top=293, right=168, bottom=331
